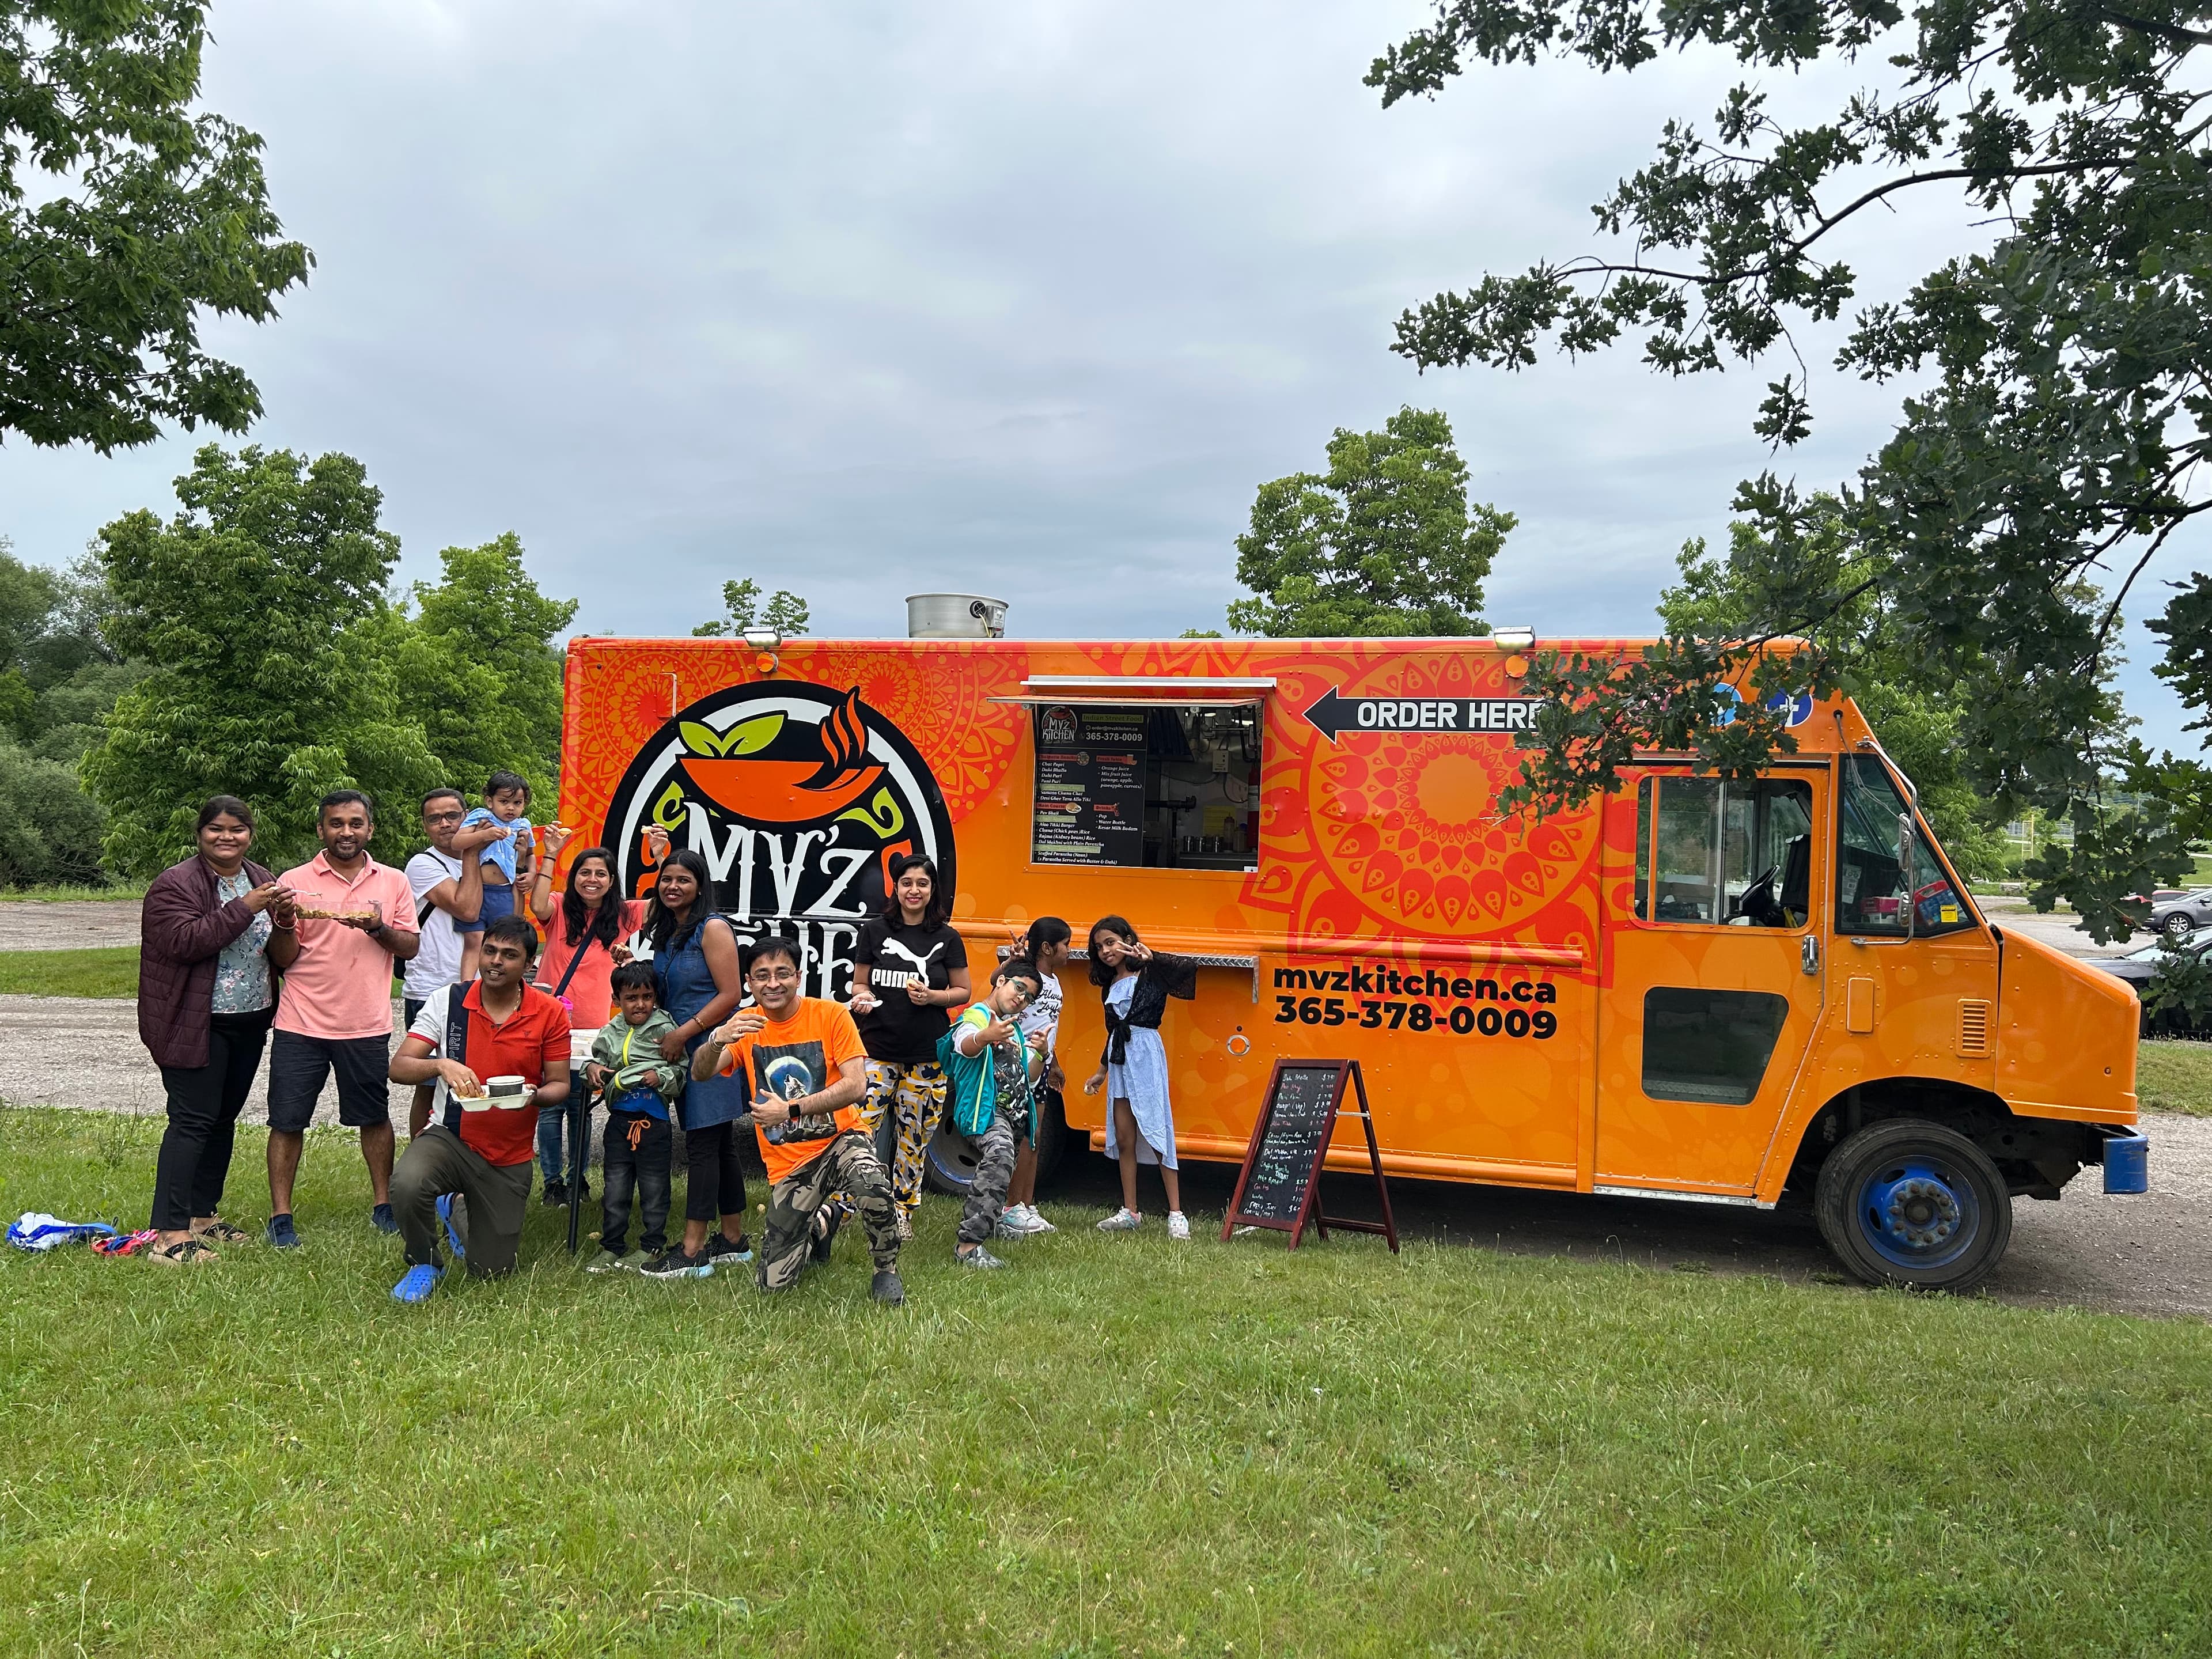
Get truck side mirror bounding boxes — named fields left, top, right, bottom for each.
left=1897, top=812, right=1916, bottom=942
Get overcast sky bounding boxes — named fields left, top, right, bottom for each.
left=2, top=0, right=2202, bottom=750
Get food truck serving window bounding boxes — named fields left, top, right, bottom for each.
left=1836, top=756, right=1973, bottom=937
left=1030, top=704, right=1262, bottom=870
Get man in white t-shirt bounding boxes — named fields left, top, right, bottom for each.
left=403, top=789, right=502, bottom=1136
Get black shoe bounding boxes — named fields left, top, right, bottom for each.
left=810, top=1210, right=840, bottom=1266
left=870, top=1268, right=906, bottom=1306
left=640, top=1246, right=713, bottom=1280
left=541, top=1179, right=568, bottom=1208
left=575, top=1176, right=590, bottom=1200
left=707, top=1232, right=754, bottom=1264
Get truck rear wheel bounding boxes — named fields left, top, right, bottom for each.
left=921, top=1089, right=1067, bottom=1198
left=1815, top=1119, right=2012, bottom=1291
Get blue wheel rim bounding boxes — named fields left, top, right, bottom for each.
left=1854, top=1157, right=1981, bottom=1271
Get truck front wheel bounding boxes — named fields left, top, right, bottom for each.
left=1814, top=1119, right=2013, bottom=1292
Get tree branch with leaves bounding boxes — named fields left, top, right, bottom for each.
left=1374, top=0, right=2212, bottom=938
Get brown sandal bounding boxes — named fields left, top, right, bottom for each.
left=193, top=1219, right=250, bottom=1244
left=148, top=1238, right=218, bottom=1266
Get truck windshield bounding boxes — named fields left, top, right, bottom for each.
left=1836, top=755, right=1974, bottom=937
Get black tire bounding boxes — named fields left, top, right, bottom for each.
left=2165, top=912, right=2195, bottom=941
left=1814, top=1118, right=2012, bottom=1291
left=1031, top=1086, right=1069, bottom=1190
left=922, top=1087, right=1071, bottom=1198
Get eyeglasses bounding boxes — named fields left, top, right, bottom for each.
left=1003, top=982, right=1036, bottom=1003
left=425, top=811, right=463, bottom=825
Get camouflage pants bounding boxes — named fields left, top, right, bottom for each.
left=758, top=1130, right=900, bottom=1291
left=824, top=1058, right=945, bottom=1230
left=956, top=1108, right=1019, bottom=1247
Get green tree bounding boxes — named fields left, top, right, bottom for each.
left=694, top=577, right=810, bottom=638
left=2, top=2, right=312, bottom=450
left=0, top=737, right=104, bottom=885
left=390, top=532, right=577, bottom=804
left=0, top=540, right=145, bottom=884
left=0, top=540, right=52, bottom=737
left=1369, top=0, right=2212, bottom=937
left=82, top=445, right=441, bottom=874
left=1226, top=407, right=1512, bottom=638
left=1656, top=497, right=2014, bottom=879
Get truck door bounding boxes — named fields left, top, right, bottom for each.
left=1596, top=768, right=1827, bottom=1195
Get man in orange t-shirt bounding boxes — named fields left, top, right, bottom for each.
left=692, top=935, right=905, bottom=1304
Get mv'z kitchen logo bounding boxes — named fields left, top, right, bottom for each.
left=604, top=681, right=955, bottom=999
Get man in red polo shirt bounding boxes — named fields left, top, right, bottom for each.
left=385, top=916, right=571, bottom=1300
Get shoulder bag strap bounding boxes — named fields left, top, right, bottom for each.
left=440, top=988, right=471, bottom=1132
left=550, top=929, right=592, bottom=1000
left=415, top=851, right=456, bottom=927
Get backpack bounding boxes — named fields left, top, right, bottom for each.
left=937, top=1005, right=1032, bottom=1139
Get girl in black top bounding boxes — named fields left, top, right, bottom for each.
left=845, top=853, right=971, bottom=1221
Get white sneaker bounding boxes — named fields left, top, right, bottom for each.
left=1021, top=1206, right=1056, bottom=1234
left=1166, top=1211, right=1191, bottom=1241
left=1096, top=1207, right=1142, bottom=1232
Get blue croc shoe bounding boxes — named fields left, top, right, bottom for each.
left=370, top=1202, right=398, bottom=1235
left=436, top=1194, right=465, bottom=1259
left=392, top=1264, right=442, bottom=1304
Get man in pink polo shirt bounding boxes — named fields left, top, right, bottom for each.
left=264, top=790, right=420, bottom=1247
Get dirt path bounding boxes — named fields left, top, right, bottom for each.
left=8, top=992, right=2204, bottom=1320
left=0, top=901, right=142, bottom=951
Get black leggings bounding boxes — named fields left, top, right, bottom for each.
left=683, top=1121, right=747, bottom=1225
left=151, top=1009, right=273, bottom=1232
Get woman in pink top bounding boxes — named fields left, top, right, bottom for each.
left=528, top=830, right=649, bottom=1204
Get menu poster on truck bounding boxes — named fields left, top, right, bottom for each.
left=1032, top=705, right=1146, bottom=866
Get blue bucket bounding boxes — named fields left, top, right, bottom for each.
left=2104, top=1131, right=2149, bottom=1195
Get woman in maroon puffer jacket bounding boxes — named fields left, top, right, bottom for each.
left=138, top=796, right=299, bottom=1264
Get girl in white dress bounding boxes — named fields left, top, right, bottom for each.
left=1081, top=915, right=1197, bottom=1240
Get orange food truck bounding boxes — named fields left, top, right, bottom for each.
left=556, top=596, right=2143, bottom=1290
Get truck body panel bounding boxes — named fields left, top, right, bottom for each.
left=557, top=633, right=2138, bottom=1204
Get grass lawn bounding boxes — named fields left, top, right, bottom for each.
left=0, top=882, right=145, bottom=903
left=0, top=1111, right=2205, bottom=1657
left=2136, top=1040, right=2212, bottom=1116
left=0, top=946, right=139, bottom=999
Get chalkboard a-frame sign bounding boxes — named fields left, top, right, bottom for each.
left=1220, top=1059, right=1399, bottom=1252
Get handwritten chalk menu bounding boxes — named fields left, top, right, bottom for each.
left=1222, top=1058, right=1399, bottom=1252
left=1032, top=706, right=1147, bottom=867
left=1237, top=1065, right=1342, bottom=1222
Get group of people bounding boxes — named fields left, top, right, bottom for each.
left=134, top=782, right=1202, bottom=1304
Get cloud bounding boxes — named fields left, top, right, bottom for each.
left=1, top=0, right=2200, bottom=746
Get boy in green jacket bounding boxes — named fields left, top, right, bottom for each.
left=949, top=958, right=1047, bottom=1271
left=584, top=963, right=683, bottom=1271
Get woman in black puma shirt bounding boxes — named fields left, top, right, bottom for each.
left=844, top=853, right=970, bottom=1224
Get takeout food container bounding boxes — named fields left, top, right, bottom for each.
left=486, top=1075, right=532, bottom=1109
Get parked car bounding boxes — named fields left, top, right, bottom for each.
left=2098, top=934, right=2212, bottom=1034
left=2138, top=887, right=2212, bottom=940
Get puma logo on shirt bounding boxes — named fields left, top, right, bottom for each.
left=870, top=936, right=950, bottom=990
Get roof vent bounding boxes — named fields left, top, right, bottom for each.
left=907, top=593, right=1008, bottom=639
